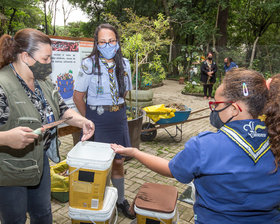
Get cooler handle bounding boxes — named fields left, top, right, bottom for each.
left=68, top=163, right=87, bottom=176
left=86, top=206, right=118, bottom=224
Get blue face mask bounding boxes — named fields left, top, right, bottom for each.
left=97, top=42, right=119, bottom=60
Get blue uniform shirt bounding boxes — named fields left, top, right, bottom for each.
left=169, top=119, right=280, bottom=224
left=74, top=57, right=132, bottom=106
left=224, top=62, right=238, bottom=72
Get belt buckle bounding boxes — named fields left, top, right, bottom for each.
left=111, top=105, right=119, bottom=112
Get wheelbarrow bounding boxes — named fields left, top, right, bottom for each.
left=141, top=106, right=209, bottom=142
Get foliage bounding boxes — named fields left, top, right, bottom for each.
left=182, top=81, right=204, bottom=94
left=182, top=79, right=219, bottom=96
left=56, top=21, right=89, bottom=37
left=0, top=0, right=43, bottom=35
left=104, top=9, right=171, bottom=88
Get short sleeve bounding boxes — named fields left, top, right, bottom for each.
left=123, top=58, right=132, bottom=91
left=168, top=136, right=201, bottom=184
left=74, top=58, right=93, bottom=92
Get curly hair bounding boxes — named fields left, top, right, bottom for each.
left=263, top=74, right=280, bottom=170
left=0, top=28, right=51, bottom=69
left=222, top=68, right=268, bottom=118
left=86, top=24, right=126, bottom=97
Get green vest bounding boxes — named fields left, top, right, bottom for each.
left=0, top=65, right=60, bottom=186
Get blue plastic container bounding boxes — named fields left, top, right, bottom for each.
left=156, top=107, right=191, bottom=124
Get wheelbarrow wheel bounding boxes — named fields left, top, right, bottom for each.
left=141, top=122, right=157, bottom=141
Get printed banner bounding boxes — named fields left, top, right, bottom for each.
left=50, top=38, right=93, bottom=110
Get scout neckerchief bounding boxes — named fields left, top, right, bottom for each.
left=220, top=119, right=270, bottom=163
left=99, top=54, right=119, bottom=105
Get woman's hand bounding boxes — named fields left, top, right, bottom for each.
left=1, top=127, right=39, bottom=149
left=81, top=119, right=95, bottom=141
left=111, top=144, right=137, bottom=157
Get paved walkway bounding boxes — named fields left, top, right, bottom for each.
left=42, top=80, right=215, bottom=223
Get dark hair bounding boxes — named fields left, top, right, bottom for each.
left=0, top=28, right=51, bottom=69
left=207, top=52, right=213, bottom=57
left=222, top=68, right=268, bottom=118
left=263, top=74, right=280, bottom=170
left=226, top=57, right=233, bottom=63
left=87, top=23, right=126, bottom=97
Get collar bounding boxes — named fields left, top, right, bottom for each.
left=220, top=119, right=270, bottom=163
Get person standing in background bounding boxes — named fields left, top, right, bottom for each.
left=200, top=52, right=217, bottom=100
left=224, top=57, right=238, bottom=73
left=73, top=24, right=135, bottom=219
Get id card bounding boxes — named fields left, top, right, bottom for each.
left=46, top=111, right=55, bottom=123
left=96, top=86, right=104, bottom=94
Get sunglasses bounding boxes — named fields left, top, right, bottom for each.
left=209, top=101, right=242, bottom=112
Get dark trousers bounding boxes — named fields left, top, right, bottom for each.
left=0, top=152, right=52, bottom=224
left=203, top=84, right=213, bottom=97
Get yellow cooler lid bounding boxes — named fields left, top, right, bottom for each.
left=67, top=141, right=115, bottom=170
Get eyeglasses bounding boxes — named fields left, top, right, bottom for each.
left=209, top=101, right=242, bottom=112
left=97, top=39, right=117, bottom=48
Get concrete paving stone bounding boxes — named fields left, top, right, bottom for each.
left=133, top=177, right=146, bottom=186
left=129, top=183, right=142, bottom=192
left=52, top=211, right=70, bottom=224
left=135, top=171, right=149, bottom=179
left=179, top=206, right=195, bottom=222
left=51, top=200, right=64, bottom=212
left=57, top=204, right=69, bottom=216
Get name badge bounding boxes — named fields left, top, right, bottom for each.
left=46, top=111, right=55, bottom=123
left=96, top=86, right=104, bottom=94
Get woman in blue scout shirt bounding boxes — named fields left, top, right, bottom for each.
left=0, top=28, right=95, bottom=224
left=111, top=68, right=280, bottom=224
left=73, top=24, right=135, bottom=219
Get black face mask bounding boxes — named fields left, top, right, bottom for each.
left=210, top=104, right=234, bottom=129
left=27, top=56, right=52, bottom=80
left=208, top=57, right=212, bottom=60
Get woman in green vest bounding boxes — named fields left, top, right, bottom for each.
left=0, top=28, right=95, bottom=224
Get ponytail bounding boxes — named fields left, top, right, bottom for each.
left=263, top=74, right=280, bottom=170
left=0, top=28, right=51, bottom=70
left=0, top=34, right=14, bottom=69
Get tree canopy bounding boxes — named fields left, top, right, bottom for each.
left=2, top=0, right=280, bottom=78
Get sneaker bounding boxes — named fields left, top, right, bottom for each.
left=117, top=199, right=136, bottom=219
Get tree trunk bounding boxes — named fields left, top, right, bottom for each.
left=216, top=1, right=229, bottom=48
left=162, top=0, right=176, bottom=76
left=213, top=2, right=220, bottom=81
left=249, top=36, right=259, bottom=68
left=212, top=2, right=219, bottom=55
left=44, top=1, right=48, bottom=34
left=52, top=0, right=58, bottom=35
left=7, top=8, right=17, bottom=35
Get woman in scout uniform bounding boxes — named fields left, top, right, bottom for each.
left=73, top=24, right=135, bottom=219
left=112, top=68, right=280, bottom=223
left=0, top=28, right=95, bottom=223
left=200, top=52, right=217, bottom=100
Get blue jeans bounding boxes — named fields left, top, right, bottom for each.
left=0, top=152, right=52, bottom=224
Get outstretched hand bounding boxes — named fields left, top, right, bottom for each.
left=81, top=119, right=95, bottom=141
left=111, top=144, right=137, bottom=157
